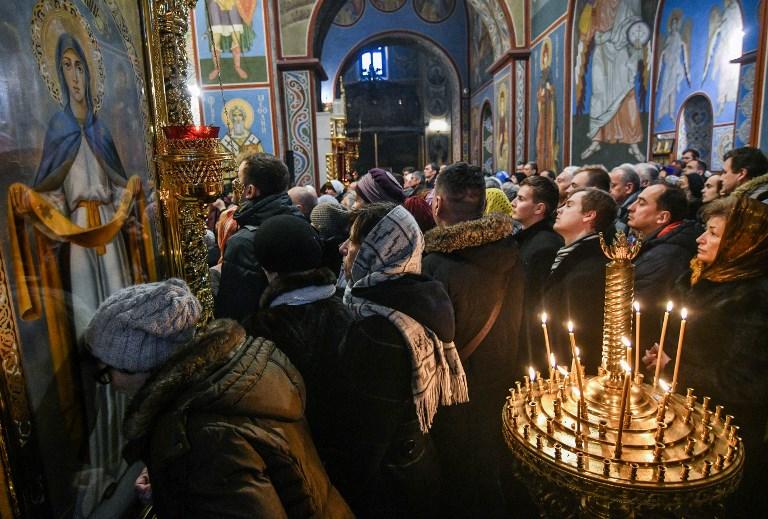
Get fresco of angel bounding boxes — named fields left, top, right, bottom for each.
left=701, top=0, right=743, bottom=115
left=656, top=10, right=691, bottom=123
left=574, top=0, right=649, bottom=162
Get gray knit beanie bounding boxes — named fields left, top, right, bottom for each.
left=311, top=202, right=350, bottom=239
left=85, top=278, right=202, bottom=372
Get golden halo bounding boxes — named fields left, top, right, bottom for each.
left=31, top=0, right=104, bottom=112
left=223, top=98, right=255, bottom=130
left=540, top=37, right=553, bottom=70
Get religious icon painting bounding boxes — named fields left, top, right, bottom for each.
left=495, top=72, right=511, bottom=173
left=0, top=0, right=160, bottom=516
left=530, top=24, right=565, bottom=172
left=201, top=87, right=275, bottom=157
left=193, top=0, right=269, bottom=85
left=333, top=0, right=365, bottom=27
left=371, top=0, right=405, bottom=13
left=414, top=0, right=456, bottom=23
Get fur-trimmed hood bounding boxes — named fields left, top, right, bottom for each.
left=424, top=213, right=517, bottom=254
left=123, top=319, right=304, bottom=442
left=259, top=267, right=336, bottom=308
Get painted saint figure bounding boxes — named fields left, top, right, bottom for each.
left=536, top=37, right=557, bottom=171
left=206, top=0, right=257, bottom=80
left=702, top=0, right=742, bottom=115
left=497, top=87, right=509, bottom=172
left=656, top=12, right=691, bottom=123
left=575, top=0, right=648, bottom=162
left=220, top=98, right=264, bottom=155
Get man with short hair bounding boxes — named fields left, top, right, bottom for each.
left=403, top=170, right=425, bottom=197
left=424, top=162, right=439, bottom=188
left=542, top=188, right=617, bottom=370
left=512, top=176, right=563, bottom=366
left=720, top=147, right=768, bottom=195
left=684, top=158, right=707, bottom=176
left=609, top=164, right=641, bottom=225
left=555, top=166, right=578, bottom=206
left=523, top=161, right=538, bottom=177
left=627, top=184, right=698, bottom=307
left=681, top=148, right=700, bottom=165
left=635, top=162, right=660, bottom=188
left=216, top=153, right=303, bottom=321
left=288, top=186, right=318, bottom=220
left=567, top=164, right=611, bottom=196
left=423, top=162, right=523, bottom=517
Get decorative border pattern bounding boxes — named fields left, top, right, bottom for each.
left=282, top=70, right=315, bottom=186
left=735, top=63, right=755, bottom=148
left=515, top=59, right=526, bottom=163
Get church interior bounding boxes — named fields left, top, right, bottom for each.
left=0, top=0, right=767, bottom=517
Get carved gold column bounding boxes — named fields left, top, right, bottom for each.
left=149, top=1, right=233, bottom=322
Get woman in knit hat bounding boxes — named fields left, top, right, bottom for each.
left=86, top=278, right=352, bottom=518
left=353, top=168, right=406, bottom=206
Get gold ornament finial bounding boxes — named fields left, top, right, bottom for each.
left=599, top=231, right=642, bottom=263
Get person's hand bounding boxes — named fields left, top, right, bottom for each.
left=643, top=343, right=671, bottom=371
left=135, top=466, right=152, bottom=505
left=9, top=185, right=31, bottom=214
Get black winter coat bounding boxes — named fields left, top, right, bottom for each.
left=215, top=193, right=303, bottom=321
left=123, top=320, right=353, bottom=519
left=334, top=274, right=455, bottom=518
left=540, top=236, right=607, bottom=372
left=422, top=214, right=524, bottom=518
left=244, top=267, right=353, bottom=466
left=513, top=220, right=563, bottom=368
left=673, top=275, right=768, bottom=516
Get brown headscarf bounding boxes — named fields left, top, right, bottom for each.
left=691, top=174, right=768, bottom=285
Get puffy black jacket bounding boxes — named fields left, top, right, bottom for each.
left=215, top=193, right=303, bottom=321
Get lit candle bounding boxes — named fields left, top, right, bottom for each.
left=567, top=322, right=585, bottom=408
left=550, top=353, right=557, bottom=381
left=614, top=360, right=632, bottom=458
left=541, top=313, right=553, bottom=380
left=633, top=301, right=641, bottom=373
left=671, top=308, right=688, bottom=392
left=528, top=366, right=536, bottom=397
left=558, top=365, right=569, bottom=389
left=653, top=301, right=674, bottom=389
left=573, top=387, right=582, bottom=437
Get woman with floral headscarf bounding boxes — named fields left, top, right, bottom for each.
left=647, top=176, right=768, bottom=516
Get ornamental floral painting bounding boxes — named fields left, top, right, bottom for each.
left=0, top=0, right=159, bottom=515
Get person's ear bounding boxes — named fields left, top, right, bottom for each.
left=657, top=210, right=672, bottom=227
left=582, top=209, right=597, bottom=227
left=736, top=168, right=749, bottom=183
left=533, top=201, right=546, bottom=216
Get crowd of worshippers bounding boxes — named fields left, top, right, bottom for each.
left=85, top=146, right=768, bottom=517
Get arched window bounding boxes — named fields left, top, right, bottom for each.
left=360, top=46, right=387, bottom=80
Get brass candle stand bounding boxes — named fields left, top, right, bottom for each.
left=502, top=233, right=744, bottom=517
left=156, top=126, right=233, bottom=324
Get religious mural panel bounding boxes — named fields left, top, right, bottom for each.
left=470, top=81, right=493, bottom=167
left=711, top=124, right=735, bottom=171
left=530, top=24, right=565, bottom=172
left=532, top=0, right=567, bottom=40
left=495, top=68, right=512, bottom=173
left=414, top=0, right=456, bottom=24
left=481, top=102, right=494, bottom=173
left=0, top=0, right=159, bottom=515
left=193, top=0, right=268, bottom=85
left=371, top=0, right=406, bottom=13
left=334, top=0, right=365, bottom=27
left=469, top=9, right=493, bottom=91
left=571, top=0, right=657, bottom=166
left=200, top=87, right=275, bottom=157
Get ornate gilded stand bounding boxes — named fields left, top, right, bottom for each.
left=502, top=233, right=744, bottom=517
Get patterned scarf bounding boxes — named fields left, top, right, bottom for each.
left=550, top=233, right=599, bottom=272
left=344, top=205, right=468, bottom=432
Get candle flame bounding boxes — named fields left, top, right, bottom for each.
left=528, top=366, right=536, bottom=382
left=557, top=366, right=569, bottom=376
left=575, top=346, right=581, bottom=358
left=550, top=353, right=556, bottom=368
left=620, top=360, right=632, bottom=374
left=633, top=301, right=640, bottom=312
left=621, top=336, right=631, bottom=347
left=681, top=307, right=688, bottom=320
left=573, top=387, right=581, bottom=399
left=568, top=321, right=574, bottom=333
left=666, top=301, right=674, bottom=312
left=659, top=379, right=670, bottom=393
left=541, top=312, right=548, bottom=324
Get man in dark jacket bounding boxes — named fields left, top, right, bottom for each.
left=422, top=163, right=524, bottom=518
left=512, top=175, right=564, bottom=368
left=337, top=202, right=467, bottom=518
left=215, top=153, right=303, bottom=321
left=542, top=188, right=617, bottom=372
left=627, top=184, right=698, bottom=347
left=609, top=164, right=641, bottom=228
left=85, top=279, right=352, bottom=518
